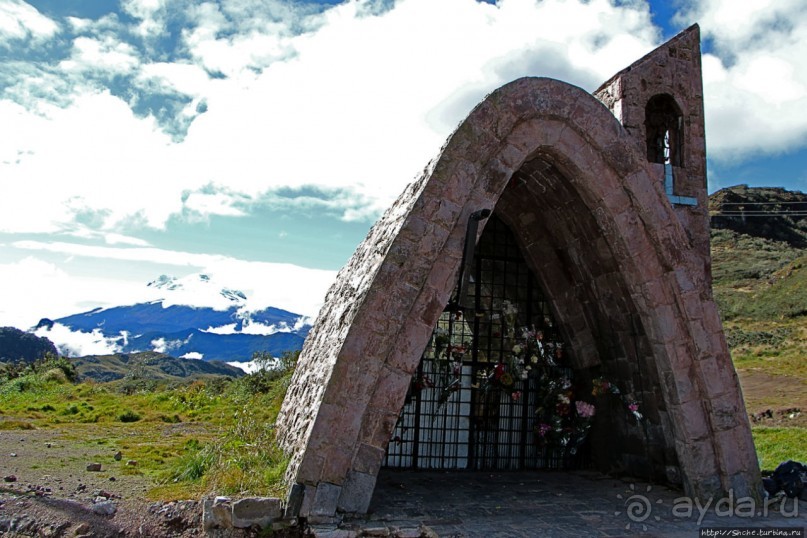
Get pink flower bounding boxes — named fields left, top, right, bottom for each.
left=537, top=423, right=551, bottom=437
left=511, top=390, right=522, bottom=402
left=628, top=402, right=639, bottom=413
left=575, top=400, right=596, bottom=418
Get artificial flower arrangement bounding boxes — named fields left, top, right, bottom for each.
left=406, top=302, right=643, bottom=458
left=471, top=323, right=596, bottom=451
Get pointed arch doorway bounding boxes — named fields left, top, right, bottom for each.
left=384, top=213, right=586, bottom=472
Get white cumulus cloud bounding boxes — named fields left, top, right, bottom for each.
left=0, top=0, right=58, bottom=44
left=679, top=0, right=807, bottom=160
left=0, top=0, right=662, bottom=236
left=34, top=323, right=123, bottom=357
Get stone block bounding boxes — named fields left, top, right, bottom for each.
left=309, top=526, right=357, bottom=538
left=368, top=365, right=412, bottom=415
left=337, top=470, right=377, bottom=514
left=320, top=445, right=354, bottom=485
left=285, top=483, right=305, bottom=518
left=385, top=320, right=433, bottom=375
left=353, top=443, right=385, bottom=476
left=299, top=484, right=317, bottom=518
left=676, top=438, right=719, bottom=480
left=231, top=497, right=282, bottom=529
left=312, top=482, right=342, bottom=517
left=677, top=399, right=709, bottom=441
left=202, top=496, right=232, bottom=531
left=729, top=472, right=763, bottom=502
left=390, top=526, right=422, bottom=538
left=708, top=395, right=742, bottom=432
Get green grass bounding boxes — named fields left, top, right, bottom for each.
left=727, top=320, right=807, bottom=380
left=0, top=351, right=299, bottom=500
left=752, top=427, right=807, bottom=472
left=711, top=226, right=807, bottom=475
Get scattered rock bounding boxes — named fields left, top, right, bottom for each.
left=113, top=451, right=122, bottom=461
left=28, top=485, right=52, bottom=497
left=3, top=475, right=16, bottom=482
left=126, top=460, right=137, bottom=466
left=362, top=526, right=390, bottom=537
left=92, top=500, right=117, bottom=516
left=86, top=463, right=102, bottom=472
left=202, top=496, right=232, bottom=531
left=74, top=522, right=91, bottom=535
left=109, top=476, right=116, bottom=481
left=9, top=453, right=16, bottom=457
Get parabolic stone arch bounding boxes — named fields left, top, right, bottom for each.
left=277, top=25, right=761, bottom=518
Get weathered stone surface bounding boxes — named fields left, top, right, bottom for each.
left=91, top=501, right=116, bottom=516
left=312, top=483, right=342, bottom=517
left=337, top=471, right=376, bottom=514
left=202, top=496, right=232, bottom=531
left=276, top=23, right=760, bottom=518
left=309, top=526, right=357, bottom=538
left=231, top=497, right=282, bottom=529
left=285, top=482, right=305, bottom=518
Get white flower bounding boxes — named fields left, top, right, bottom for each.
left=512, top=345, right=522, bottom=354
left=531, top=355, right=539, bottom=364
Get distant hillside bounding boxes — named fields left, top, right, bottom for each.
left=71, top=351, right=246, bottom=383
left=709, top=185, right=807, bottom=321
left=710, top=184, right=807, bottom=248
left=0, top=326, right=58, bottom=363
left=709, top=185, right=807, bottom=430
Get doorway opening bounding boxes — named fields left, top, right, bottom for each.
left=384, top=215, right=589, bottom=471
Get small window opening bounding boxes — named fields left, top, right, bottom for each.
left=645, top=94, right=682, bottom=167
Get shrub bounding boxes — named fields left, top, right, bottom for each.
left=118, top=409, right=141, bottom=423
left=236, top=350, right=299, bottom=395
left=60, top=404, right=79, bottom=415
left=41, top=367, right=69, bottom=384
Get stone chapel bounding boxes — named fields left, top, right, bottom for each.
left=276, top=25, right=762, bottom=519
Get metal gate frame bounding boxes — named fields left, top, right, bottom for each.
left=385, top=216, right=587, bottom=470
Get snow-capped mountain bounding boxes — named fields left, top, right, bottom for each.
left=33, top=273, right=313, bottom=363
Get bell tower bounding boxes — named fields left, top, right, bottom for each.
left=595, top=25, right=710, bottom=263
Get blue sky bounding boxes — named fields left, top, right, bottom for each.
left=1, top=0, right=806, bottom=329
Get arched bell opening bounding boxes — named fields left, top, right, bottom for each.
left=645, top=93, right=683, bottom=167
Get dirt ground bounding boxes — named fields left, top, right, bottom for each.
left=0, top=427, right=206, bottom=536
left=0, top=368, right=802, bottom=536
left=738, top=369, right=807, bottom=427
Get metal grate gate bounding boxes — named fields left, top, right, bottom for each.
left=385, top=216, right=581, bottom=470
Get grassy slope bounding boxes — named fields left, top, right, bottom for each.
left=710, top=186, right=807, bottom=470
left=0, top=363, right=291, bottom=500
